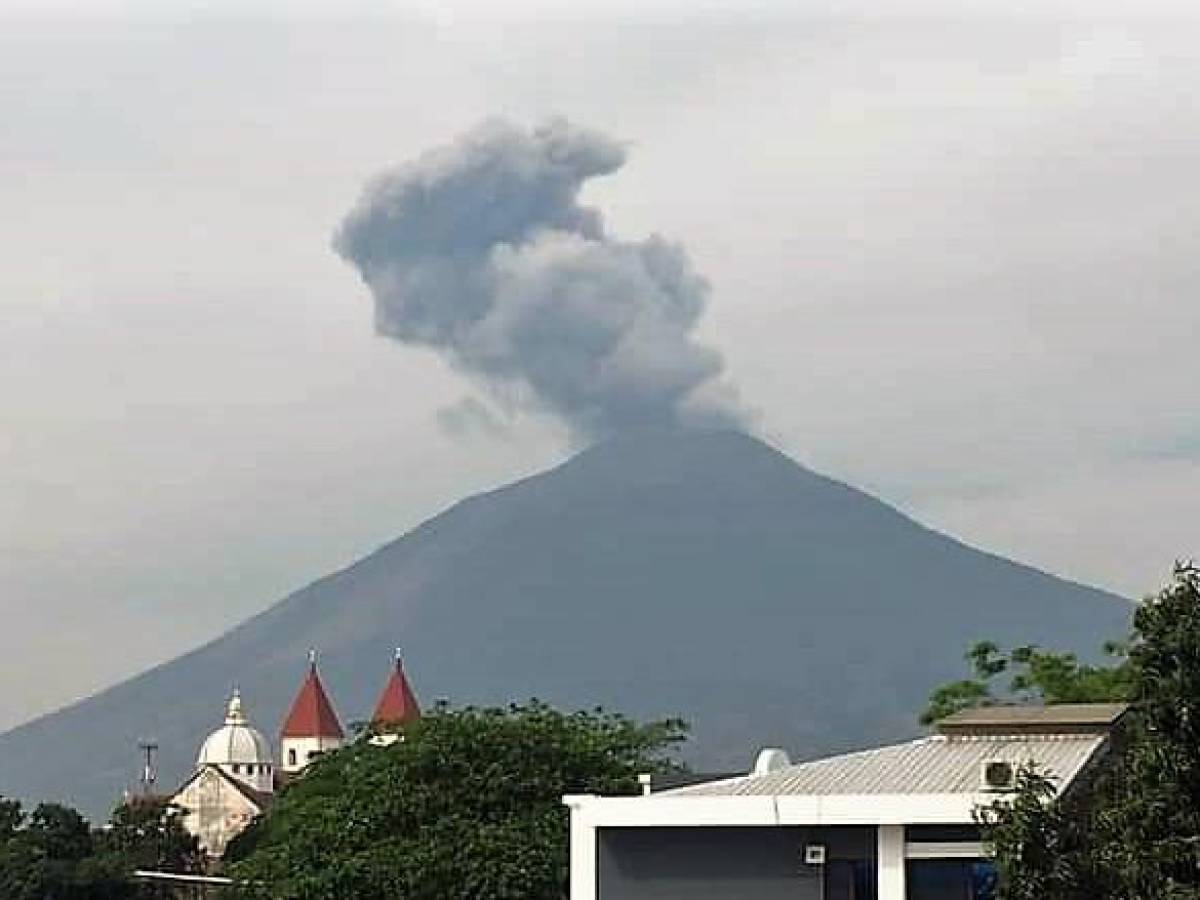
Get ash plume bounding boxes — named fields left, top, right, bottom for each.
left=334, top=118, right=747, bottom=441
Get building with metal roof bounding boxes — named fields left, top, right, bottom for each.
left=564, top=704, right=1127, bottom=900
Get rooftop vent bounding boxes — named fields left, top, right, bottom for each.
left=751, top=747, right=791, bottom=777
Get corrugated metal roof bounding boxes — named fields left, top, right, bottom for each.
left=664, top=733, right=1108, bottom=797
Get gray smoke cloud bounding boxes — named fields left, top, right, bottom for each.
left=436, top=395, right=514, bottom=441
left=333, top=118, right=747, bottom=441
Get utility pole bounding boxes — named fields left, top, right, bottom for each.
left=138, top=740, right=159, bottom=796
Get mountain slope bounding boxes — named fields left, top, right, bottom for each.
left=0, top=431, right=1132, bottom=819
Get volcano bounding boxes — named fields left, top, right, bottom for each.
left=0, top=430, right=1132, bottom=819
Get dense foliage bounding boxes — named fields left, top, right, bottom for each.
left=227, top=701, right=687, bottom=899
left=0, top=795, right=201, bottom=899
left=965, top=563, right=1200, bottom=899
left=921, top=638, right=1134, bottom=725
left=100, top=798, right=206, bottom=881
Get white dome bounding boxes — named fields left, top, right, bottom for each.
left=196, top=692, right=274, bottom=794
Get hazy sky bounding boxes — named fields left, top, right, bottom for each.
left=3, top=0, right=1198, bottom=731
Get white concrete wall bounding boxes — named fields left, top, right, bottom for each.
left=566, top=797, right=597, bottom=900
left=877, top=825, right=906, bottom=900
left=280, top=735, right=343, bottom=774
left=175, top=768, right=261, bottom=857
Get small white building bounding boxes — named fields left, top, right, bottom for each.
left=564, top=704, right=1126, bottom=900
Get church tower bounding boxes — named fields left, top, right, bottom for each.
left=368, top=649, right=421, bottom=748
left=279, top=651, right=345, bottom=775
left=373, top=649, right=421, bottom=727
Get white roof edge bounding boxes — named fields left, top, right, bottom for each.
left=562, top=794, right=598, bottom=808
left=562, top=791, right=995, bottom=827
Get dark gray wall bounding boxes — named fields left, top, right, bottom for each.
left=597, top=826, right=875, bottom=900
left=906, top=825, right=981, bottom=843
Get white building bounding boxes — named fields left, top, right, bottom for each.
left=170, top=651, right=422, bottom=857
left=173, top=691, right=274, bottom=857
left=564, top=704, right=1126, bottom=900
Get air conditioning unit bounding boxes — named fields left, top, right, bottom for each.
left=981, top=759, right=1018, bottom=791
left=803, top=844, right=827, bottom=866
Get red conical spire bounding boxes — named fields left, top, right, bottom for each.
left=280, top=650, right=345, bottom=739
left=373, top=650, right=421, bottom=725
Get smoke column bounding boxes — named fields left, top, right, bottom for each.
left=334, top=118, right=747, bottom=441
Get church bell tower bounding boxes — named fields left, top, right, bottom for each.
left=279, top=650, right=345, bottom=775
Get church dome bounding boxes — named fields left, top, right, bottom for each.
left=197, top=691, right=274, bottom=794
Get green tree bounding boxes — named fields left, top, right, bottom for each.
left=1086, top=561, right=1200, bottom=897
left=0, top=799, right=116, bottom=900
left=0, top=798, right=22, bottom=837
left=978, top=563, right=1200, bottom=899
left=95, top=798, right=203, bottom=877
left=921, top=638, right=1133, bottom=725
left=27, top=803, right=93, bottom=864
left=976, top=765, right=1086, bottom=900
left=227, top=700, right=687, bottom=899
left=0, top=794, right=202, bottom=899
left=0, top=798, right=39, bottom=900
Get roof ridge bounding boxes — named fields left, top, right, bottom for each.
left=944, top=733, right=1100, bottom=743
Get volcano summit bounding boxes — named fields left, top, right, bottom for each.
left=0, top=430, right=1130, bottom=819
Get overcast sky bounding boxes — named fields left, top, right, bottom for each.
left=2, top=0, right=1198, bottom=731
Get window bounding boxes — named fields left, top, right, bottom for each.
left=826, top=860, right=876, bottom=900
left=287, top=749, right=297, bottom=766
left=907, top=860, right=997, bottom=900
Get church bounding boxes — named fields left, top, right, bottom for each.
left=171, top=651, right=420, bottom=856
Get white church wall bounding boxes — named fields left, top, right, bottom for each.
left=174, top=767, right=262, bottom=858
left=281, top=735, right=343, bottom=774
